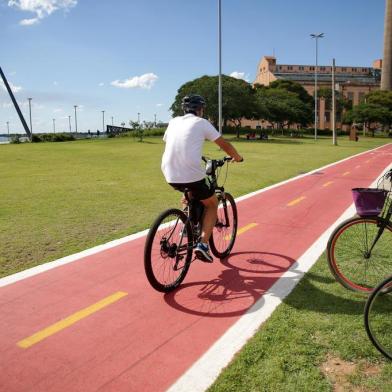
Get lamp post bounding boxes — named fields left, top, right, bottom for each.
left=28, top=98, right=33, bottom=136
left=74, top=105, right=78, bottom=133
left=310, top=32, right=324, bottom=140
left=68, top=115, right=72, bottom=133
left=102, top=110, right=105, bottom=132
left=52, top=118, right=56, bottom=134
left=332, top=58, right=337, bottom=146
left=111, top=116, right=114, bottom=126
left=154, top=113, right=157, bottom=127
left=6, top=121, right=9, bottom=140
left=137, top=112, right=140, bottom=124
left=218, top=0, right=222, bottom=134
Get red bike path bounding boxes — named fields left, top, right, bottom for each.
left=1, top=144, right=391, bottom=392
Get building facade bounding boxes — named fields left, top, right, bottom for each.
left=246, top=56, right=381, bottom=130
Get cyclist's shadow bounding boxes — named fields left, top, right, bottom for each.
left=163, top=250, right=365, bottom=317
left=163, top=250, right=298, bottom=318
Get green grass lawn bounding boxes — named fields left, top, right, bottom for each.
left=0, top=135, right=390, bottom=277
left=208, top=251, right=392, bottom=392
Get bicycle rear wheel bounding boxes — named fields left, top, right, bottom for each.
left=209, top=192, right=238, bottom=259
left=327, top=217, right=392, bottom=293
left=144, top=208, right=193, bottom=292
left=364, top=275, right=392, bottom=360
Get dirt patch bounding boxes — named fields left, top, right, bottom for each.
left=320, top=355, right=382, bottom=392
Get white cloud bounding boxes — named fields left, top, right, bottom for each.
left=53, top=108, right=63, bottom=113
left=98, top=82, right=104, bottom=87
left=156, top=103, right=163, bottom=107
left=53, top=81, right=58, bottom=86
left=229, top=71, right=249, bottom=82
left=111, top=73, right=158, bottom=90
left=0, top=80, right=22, bottom=93
left=20, top=17, right=39, bottom=25
left=8, top=0, right=77, bottom=25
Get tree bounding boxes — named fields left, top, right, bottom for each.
left=170, top=75, right=256, bottom=134
left=269, top=79, right=313, bottom=107
left=343, top=103, right=391, bottom=136
left=255, top=86, right=312, bottom=131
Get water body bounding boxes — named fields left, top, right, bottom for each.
left=0, top=136, right=10, bottom=144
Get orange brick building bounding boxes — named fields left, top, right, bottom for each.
left=243, top=56, right=381, bottom=130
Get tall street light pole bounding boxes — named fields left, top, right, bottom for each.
left=310, top=33, right=324, bottom=141
left=102, top=110, right=105, bottom=132
left=68, top=115, right=72, bottom=133
left=154, top=113, right=157, bottom=127
left=332, top=58, right=337, bottom=146
left=137, top=112, right=140, bottom=124
left=28, top=98, right=33, bottom=136
left=6, top=121, right=10, bottom=140
left=53, top=118, right=56, bottom=134
left=74, top=105, right=78, bottom=133
left=111, top=116, right=114, bottom=126
left=218, top=0, right=222, bottom=134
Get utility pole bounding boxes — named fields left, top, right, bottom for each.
left=310, top=33, right=325, bottom=140
left=102, top=110, right=105, bottom=132
left=74, top=105, right=78, bottom=133
left=332, top=58, right=337, bottom=146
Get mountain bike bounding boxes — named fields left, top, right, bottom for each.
left=364, top=274, right=392, bottom=360
left=326, top=168, right=392, bottom=293
left=144, top=156, right=239, bottom=292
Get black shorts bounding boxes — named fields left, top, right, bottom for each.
left=169, top=178, right=215, bottom=201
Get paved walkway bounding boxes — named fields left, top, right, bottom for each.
left=1, top=144, right=391, bottom=392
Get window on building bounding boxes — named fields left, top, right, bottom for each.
left=341, top=67, right=347, bottom=72
left=320, top=67, right=325, bottom=71
left=352, top=68, right=357, bottom=72
left=359, top=92, right=365, bottom=102
left=347, top=92, right=354, bottom=102
left=310, top=66, right=315, bottom=71
left=299, top=66, right=304, bottom=70
left=325, top=112, right=330, bottom=122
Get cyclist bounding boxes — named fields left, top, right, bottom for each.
left=161, top=94, right=243, bottom=262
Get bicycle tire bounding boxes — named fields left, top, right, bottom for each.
left=327, top=216, right=392, bottom=293
left=364, top=275, right=392, bottom=360
left=144, top=208, right=193, bottom=292
left=209, top=192, right=238, bottom=259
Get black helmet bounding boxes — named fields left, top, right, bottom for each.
left=181, top=94, right=206, bottom=113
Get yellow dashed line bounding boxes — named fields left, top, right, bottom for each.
left=342, top=171, right=350, bottom=176
left=287, top=196, right=306, bottom=207
left=17, top=291, right=128, bottom=349
left=322, top=181, right=334, bottom=188
left=224, top=223, right=258, bottom=240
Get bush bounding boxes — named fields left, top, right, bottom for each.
left=32, top=133, right=76, bottom=142
left=10, top=135, right=21, bottom=144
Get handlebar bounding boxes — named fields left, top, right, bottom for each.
left=202, top=156, right=244, bottom=165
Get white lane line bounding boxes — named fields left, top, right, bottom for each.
left=0, top=143, right=390, bottom=288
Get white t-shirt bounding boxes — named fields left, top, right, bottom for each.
left=161, top=114, right=221, bottom=183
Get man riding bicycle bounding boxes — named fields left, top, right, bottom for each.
left=161, top=94, right=243, bottom=263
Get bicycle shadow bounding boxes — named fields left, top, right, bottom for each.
left=164, top=250, right=366, bottom=317
left=164, top=251, right=295, bottom=317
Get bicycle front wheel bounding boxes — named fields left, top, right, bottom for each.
left=364, top=275, right=392, bottom=360
left=144, top=208, right=193, bottom=292
left=209, top=192, right=238, bottom=259
left=327, top=217, right=392, bottom=293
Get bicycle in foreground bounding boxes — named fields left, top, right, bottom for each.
left=326, top=168, right=392, bottom=293
left=144, top=157, right=238, bottom=292
left=364, top=274, right=392, bottom=360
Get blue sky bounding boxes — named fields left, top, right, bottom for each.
left=0, top=0, right=386, bottom=134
